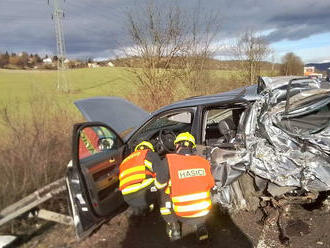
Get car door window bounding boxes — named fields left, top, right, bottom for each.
left=79, top=126, right=118, bottom=159
left=203, top=108, right=244, bottom=146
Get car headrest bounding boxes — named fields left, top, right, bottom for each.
left=218, top=118, right=236, bottom=142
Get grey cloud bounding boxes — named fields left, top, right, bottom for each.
left=0, top=0, right=329, bottom=59
left=264, top=25, right=326, bottom=43
left=264, top=4, right=330, bottom=42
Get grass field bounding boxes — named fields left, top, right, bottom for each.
left=0, top=67, right=139, bottom=113
left=0, top=67, right=246, bottom=115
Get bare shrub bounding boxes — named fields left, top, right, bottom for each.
left=206, top=73, right=246, bottom=95
left=280, top=52, right=304, bottom=76
left=123, top=1, right=220, bottom=109
left=231, top=30, right=271, bottom=84
left=0, top=94, right=79, bottom=210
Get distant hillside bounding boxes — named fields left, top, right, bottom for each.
left=305, top=62, right=330, bottom=72
left=112, top=57, right=280, bottom=71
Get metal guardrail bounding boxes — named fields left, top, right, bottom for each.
left=0, top=177, right=73, bottom=227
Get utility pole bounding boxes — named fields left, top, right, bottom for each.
left=48, top=0, right=70, bottom=92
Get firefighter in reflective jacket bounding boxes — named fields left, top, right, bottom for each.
left=119, top=141, right=161, bottom=217
left=153, top=132, right=215, bottom=241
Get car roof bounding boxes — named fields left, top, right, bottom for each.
left=153, top=84, right=259, bottom=114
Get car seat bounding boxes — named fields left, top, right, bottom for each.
left=218, top=118, right=236, bottom=143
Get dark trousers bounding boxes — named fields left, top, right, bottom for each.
left=123, top=184, right=156, bottom=216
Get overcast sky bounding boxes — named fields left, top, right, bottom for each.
left=0, top=0, right=329, bottom=63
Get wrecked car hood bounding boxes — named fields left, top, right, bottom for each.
left=75, top=97, right=150, bottom=139
left=248, top=77, right=330, bottom=191
left=211, top=77, right=330, bottom=208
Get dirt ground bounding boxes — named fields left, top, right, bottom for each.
left=9, top=201, right=329, bottom=248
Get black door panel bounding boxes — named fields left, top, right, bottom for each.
left=79, top=147, right=124, bottom=216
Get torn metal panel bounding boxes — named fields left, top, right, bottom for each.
left=209, top=147, right=249, bottom=208
left=212, top=185, right=235, bottom=209
left=210, top=147, right=249, bottom=187
left=212, top=181, right=247, bottom=210
left=211, top=77, right=329, bottom=210
left=246, top=77, right=330, bottom=192
left=37, top=209, right=73, bottom=225
left=0, top=178, right=66, bottom=227
left=260, top=76, right=320, bottom=92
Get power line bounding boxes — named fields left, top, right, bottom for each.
left=48, top=0, right=70, bottom=92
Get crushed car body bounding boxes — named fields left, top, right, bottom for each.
left=210, top=76, right=330, bottom=209
left=66, top=76, right=330, bottom=239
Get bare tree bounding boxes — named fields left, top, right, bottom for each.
left=0, top=52, right=9, bottom=68
left=232, top=31, right=271, bottom=84
left=269, top=50, right=278, bottom=76
left=123, top=1, right=220, bottom=110
left=280, top=52, right=304, bottom=76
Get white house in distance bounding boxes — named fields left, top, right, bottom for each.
left=87, top=63, right=100, bottom=68
left=43, top=57, right=52, bottom=64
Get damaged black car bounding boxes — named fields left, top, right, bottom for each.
left=66, top=76, right=330, bottom=240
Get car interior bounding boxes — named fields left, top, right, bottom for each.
left=128, top=111, right=194, bottom=156
left=202, top=107, right=245, bottom=147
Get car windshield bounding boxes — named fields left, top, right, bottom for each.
left=129, top=111, right=193, bottom=145
left=145, top=118, right=178, bottom=131
left=141, top=112, right=192, bottom=134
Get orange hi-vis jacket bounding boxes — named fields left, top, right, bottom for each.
left=119, top=149, right=155, bottom=195
left=167, top=154, right=215, bottom=218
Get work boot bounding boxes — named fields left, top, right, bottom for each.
left=166, top=222, right=181, bottom=241
left=195, top=224, right=209, bottom=241
left=129, top=208, right=143, bottom=226
left=129, top=214, right=142, bottom=226
left=140, top=204, right=154, bottom=216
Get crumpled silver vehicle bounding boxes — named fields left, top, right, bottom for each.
left=66, top=76, right=330, bottom=240
left=211, top=77, right=330, bottom=211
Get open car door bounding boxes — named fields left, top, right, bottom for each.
left=66, top=122, right=126, bottom=240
